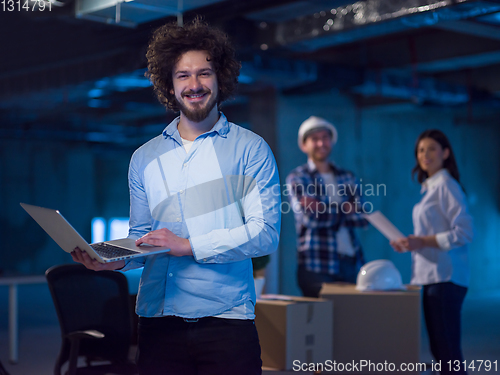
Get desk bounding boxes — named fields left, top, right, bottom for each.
left=0, top=275, right=47, bottom=364
left=320, top=283, right=421, bottom=374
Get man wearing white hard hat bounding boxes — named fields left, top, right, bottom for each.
left=286, top=116, right=369, bottom=297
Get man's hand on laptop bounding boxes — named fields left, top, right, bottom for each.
left=71, top=248, right=126, bottom=271
left=135, top=228, right=193, bottom=257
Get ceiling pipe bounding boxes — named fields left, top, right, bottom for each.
left=267, top=0, right=500, bottom=51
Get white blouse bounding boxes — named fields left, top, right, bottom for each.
left=411, top=169, right=474, bottom=287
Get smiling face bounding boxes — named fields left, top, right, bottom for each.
left=300, top=129, right=332, bottom=162
left=417, top=137, right=450, bottom=177
left=171, top=50, right=219, bottom=123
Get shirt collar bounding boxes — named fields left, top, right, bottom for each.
left=162, top=112, right=229, bottom=140
left=307, top=159, right=317, bottom=172
left=421, top=168, right=449, bottom=193
left=307, top=159, right=337, bottom=175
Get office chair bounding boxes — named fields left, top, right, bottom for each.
left=0, top=360, right=10, bottom=375
left=46, top=264, right=138, bottom=375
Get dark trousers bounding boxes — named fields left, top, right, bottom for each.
left=423, top=282, right=468, bottom=375
left=136, top=316, right=262, bottom=375
left=297, top=255, right=359, bottom=297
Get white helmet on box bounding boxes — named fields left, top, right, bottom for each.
left=356, top=260, right=405, bottom=291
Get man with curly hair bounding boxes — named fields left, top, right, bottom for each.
left=72, top=18, right=281, bottom=375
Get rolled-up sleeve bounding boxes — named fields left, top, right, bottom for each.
left=190, top=138, right=281, bottom=263
left=285, top=173, right=340, bottom=229
left=121, top=151, right=149, bottom=271
left=435, top=182, right=473, bottom=251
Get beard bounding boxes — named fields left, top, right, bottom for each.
left=311, top=149, right=331, bottom=162
left=175, top=89, right=218, bottom=123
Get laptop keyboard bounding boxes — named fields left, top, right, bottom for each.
left=91, top=243, right=139, bottom=259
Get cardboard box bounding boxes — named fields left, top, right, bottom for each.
left=319, top=283, right=421, bottom=374
left=255, top=295, right=333, bottom=371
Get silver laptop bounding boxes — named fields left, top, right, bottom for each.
left=20, top=203, right=170, bottom=263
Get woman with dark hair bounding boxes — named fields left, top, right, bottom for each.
left=391, top=129, right=473, bottom=375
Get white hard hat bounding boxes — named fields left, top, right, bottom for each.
left=356, top=260, right=406, bottom=292
left=297, top=116, right=338, bottom=148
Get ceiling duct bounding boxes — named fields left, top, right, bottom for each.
left=240, top=56, right=318, bottom=89
left=352, top=70, right=469, bottom=105
left=75, top=0, right=226, bottom=27
left=351, top=69, right=500, bottom=105
left=271, top=0, right=500, bottom=50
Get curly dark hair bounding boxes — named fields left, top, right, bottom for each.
left=145, top=17, right=241, bottom=112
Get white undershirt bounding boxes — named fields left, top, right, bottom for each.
left=180, top=137, right=194, bottom=153
left=319, top=172, right=356, bottom=257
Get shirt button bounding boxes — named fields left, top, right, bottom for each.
left=203, top=258, right=207, bottom=262
left=176, top=218, right=181, bottom=222
left=179, top=189, right=184, bottom=194
left=183, top=163, right=188, bottom=167
left=169, top=273, right=173, bottom=277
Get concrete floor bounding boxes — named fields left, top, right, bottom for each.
left=1, top=285, right=499, bottom=375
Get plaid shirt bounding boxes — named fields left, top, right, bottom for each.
left=286, top=161, right=368, bottom=275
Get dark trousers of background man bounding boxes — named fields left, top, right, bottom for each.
left=136, top=316, right=262, bottom=375
left=423, top=282, right=468, bottom=375
left=297, top=255, right=358, bottom=297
